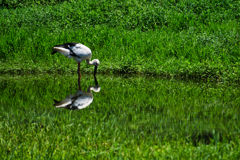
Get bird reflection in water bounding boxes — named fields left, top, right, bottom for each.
left=53, top=75, right=100, bottom=110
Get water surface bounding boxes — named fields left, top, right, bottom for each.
left=0, top=74, right=240, bottom=158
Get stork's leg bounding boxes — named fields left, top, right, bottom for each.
left=78, top=62, right=81, bottom=79
left=78, top=73, right=81, bottom=90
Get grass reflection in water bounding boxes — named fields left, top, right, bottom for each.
left=0, top=74, right=239, bottom=159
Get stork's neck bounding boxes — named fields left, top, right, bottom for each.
left=86, top=59, right=94, bottom=65
left=87, top=86, right=94, bottom=92
left=86, top=59, right=100, bottom=66
left=87, top=86, right=101, bottom=93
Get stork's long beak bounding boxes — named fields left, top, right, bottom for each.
left=94, top=65, right=98, bottom=76
left=94, top=74, right=99, bottom=86
left=94, top=66, right=99, bottom=86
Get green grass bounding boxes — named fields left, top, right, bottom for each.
left=0, top=0, right=240, bottom=81
left=0, top=74, right=240, bottom=159
left=1, top=1, right=240, bottom=158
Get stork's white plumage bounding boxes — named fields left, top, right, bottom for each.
left=52, top=42, right=100, bottom=77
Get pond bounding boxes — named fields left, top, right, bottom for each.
left=0, top=74, right=240, bottom=159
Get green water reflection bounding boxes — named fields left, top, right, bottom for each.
left=0, top=74, right=240, bottom=158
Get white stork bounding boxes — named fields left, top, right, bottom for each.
left=52, top=42, right=100, bottom=78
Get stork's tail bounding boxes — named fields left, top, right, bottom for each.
left=53, top=99, right=60, bottom=103
left=51, top=47, right=70, bottom=58
left=51, top=51, right=57, bottom=55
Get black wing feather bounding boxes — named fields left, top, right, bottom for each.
left=51, top=42, right=79, bottom=55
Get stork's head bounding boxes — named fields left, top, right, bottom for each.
left=92, top=59, right=100, bottom=67
left=91, top=86, right=101, bottom=92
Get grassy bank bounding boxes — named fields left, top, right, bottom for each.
left=0, top=0, right=240, bottom=81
